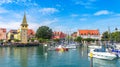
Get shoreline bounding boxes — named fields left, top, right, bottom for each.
left=0, top=43, right=41, bottom=47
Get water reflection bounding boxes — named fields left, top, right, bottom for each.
left=93, top=58, right=117, bottom=67
left=0, top=46, right=120, bottom=67
left=0, top=47, right=38, bottom=67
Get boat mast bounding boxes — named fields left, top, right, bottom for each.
left=108, top=26, right=112, bottom=45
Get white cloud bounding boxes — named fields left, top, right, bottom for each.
left=0, top=21, right=40, bottom=32
left=28, top=22, right=40, bottom=31
left=39, top=8, right=59, bottom=15
left=40, top=18, right=58, bottom=26
left=74, top=0, right=97, bottom=9
left=75, top=1, right=91, bottom=6
left=0, top=7, right=8, bottom=13
left=94, top=10, right=112, bottom=16
left=0, top=0, right=17, bottom=4
left=0, top=21, right=20, bottom=31
left=71, top=14, right=79, bottom=17
left=0, top=0, right=38, bottom=6
left=79, top=18, right=87, bottom=21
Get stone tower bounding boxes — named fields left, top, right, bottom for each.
left=20, top=12, right=28, bottom=43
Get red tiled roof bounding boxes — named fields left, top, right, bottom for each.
left=0, top=28, right=6, bottom=33
left=52, top=31, right=66, bottom=39
left=71, top=32, right=77, bottom=37
left=27, top=29, right=35, bottom=36
left=78, top=30, right=99, bottom=35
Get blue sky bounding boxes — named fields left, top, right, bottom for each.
left=0, top=0, right=120, bottom=34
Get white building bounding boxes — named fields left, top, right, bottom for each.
left=77, top=29, right=100, bottom=40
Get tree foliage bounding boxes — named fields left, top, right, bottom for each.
left=36, top=26, right=53, bottom=39
left=14, top=39, right=20, bottom=42
left=53, top=39, right=60, bottom=43
left=101, top=31, right=110, bottom=41
left=0, top=39, right=3, bottom=42
left=74, top=36, right=82, bottom=43
left=111, top=31, right=120, bottom=42
left=101, top=31, right=120, bottom=42
left=83, top=38, right=95, bottom=42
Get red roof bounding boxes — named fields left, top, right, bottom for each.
left=71, top=32, right=77, bottom=37
left=52, top=31, right=66, bottom=39
left=78, top=30, right=99, bottom=35
left=27, top=29, right=35, bottom=36
left=0, top=28, right=6, bottom=33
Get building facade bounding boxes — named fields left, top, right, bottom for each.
left=27, top=29, right=35, bottom=39
left=0, top=28, right=6, bottom=40
left=71, top=32, right=77, bottom=39
left=7, top=29, right=34, bottom=42
left=52, top=31, right=66, bottom=39
left=77, top=29, right=100, bottom=39
left=7, top=30, right=19, bottom=40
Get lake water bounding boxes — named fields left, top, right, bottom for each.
left=0, top=46, right=120, bottom=67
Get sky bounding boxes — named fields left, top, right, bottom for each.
left=0, top=0, right=120, bottom=34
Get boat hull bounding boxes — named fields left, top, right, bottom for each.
left=88, top=52, right=116, bottom=60
left=55, top=48, right=68, bottom=51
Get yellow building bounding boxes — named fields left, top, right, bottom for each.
left=7, top=30, right=20, bottom=41
left=7, top=12, right=28, bottom=43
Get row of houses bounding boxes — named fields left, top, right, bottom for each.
left=53, top=29, right=101, bottom=40
left=0, top=28, right=100, bottom=41
left=0, top=28, right=35, bottom=41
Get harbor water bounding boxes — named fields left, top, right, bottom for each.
left=0, top=46, right=120, bottom=67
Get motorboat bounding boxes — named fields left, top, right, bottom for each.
left=115, top=44, right=120, bottom=49
left=88, top=48, right=117, bottom=60
left=111, top=49, right=120, bottom=57
left=88, top=45, right=101, bottom=49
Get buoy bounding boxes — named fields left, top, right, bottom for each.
left=90, top=52, right=93, bottom=58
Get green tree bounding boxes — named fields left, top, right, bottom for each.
left=0, top=39, right=3, bottom=42
left=101, top=31, right=110, bottom=41
left=36, top=26, right=53, bottom=39
left=74, top=36, right=82, bottom=43
left=84, top=38, right=94, bottom=42
left=111, top=31, right=120, bottom=42
left=53, top=39, right=60, bottom=43
left=14, top=39, right=20, bottom=42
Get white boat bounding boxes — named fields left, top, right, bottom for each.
left=88, top=49, right=116, bottom=60
left=111, top=49, right=120, bottom=57
left=115, top=44, right=120, bottom=49
left=88, top=45, right=101, bottom=49
left=65, top=44, right=77, bottom=49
